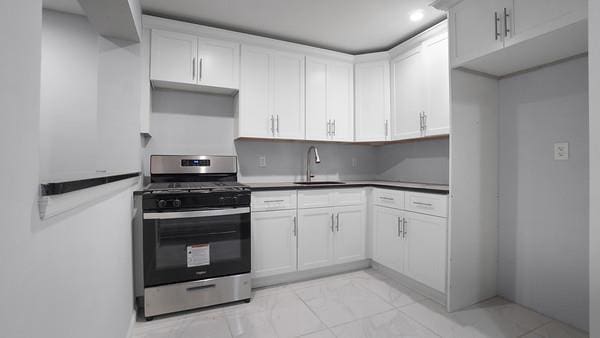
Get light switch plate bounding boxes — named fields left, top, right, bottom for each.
left=259, top=156, right=267, bottom=167
left=554, top=142, right=569, bottom=160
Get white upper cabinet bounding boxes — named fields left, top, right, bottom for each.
left=390, top=31, right=450, bottom=141
left=150, top=29, right=239, bottom=93
left=422, top=33, right=450, bottom=137
left=196, top=38, right=240, bottom=89
left=447, top=0, right=587, bottom=76
left=391, top=47, right=425, bottom=141
left=354, top=61, right=391, bottom=142
left=238, top=46, right=305, bottom=140
left=449, top=0, right=504, bottom=67
left=272, top=51, right=305, bottom=139
left=150, top=30, right=198, bottom=85
left=507, top=0, right=587, bottom=46
left=306, top=57, right=354, bottom=142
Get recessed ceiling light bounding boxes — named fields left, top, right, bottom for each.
left=410, top=10, right=425, bottom=22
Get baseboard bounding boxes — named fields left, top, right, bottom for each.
left=371, top=261, right=447, bottom=307
left=125, top=309, right=136, bottom=338
left=251, top=259, right=371, bottom=288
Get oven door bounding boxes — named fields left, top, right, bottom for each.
left=143, top=207, right=251, bottom=287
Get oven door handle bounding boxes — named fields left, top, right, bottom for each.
left=143, top=207, right=250, bottom=220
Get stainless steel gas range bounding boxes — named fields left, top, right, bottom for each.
left=133, top=155, right=251, bottom=320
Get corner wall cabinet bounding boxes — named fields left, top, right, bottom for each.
left=354, top=60, right=391, bottom=142
left=150, top=29, right=240, bottom=94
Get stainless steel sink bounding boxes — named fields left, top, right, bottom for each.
left=294, top=181, right=346, bottom=185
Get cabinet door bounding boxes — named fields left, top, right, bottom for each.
left=404, top=212, right=447, bottom=293
left=391, top=47, right=425, bottom=141
left=423, top=34, right=450, bottom=137
left=197, top=38, right=239, bottom=89
left=328, top=62, right=354, bottom=142
left=506, top=0, right=587, bottom=46
left=372, top=206, right=404, bottom=272
left=334, top=206, right=366, bottom=264
left=354, top=61, right=391, bottom=142
left=251, top=210, right=298, bottom=278
left=239, top=46, right=272, bottom=138
left=450, top=0, right=504, bottom=67
left=150, top=29, right=197, bottom=85
left=298, top=208, right=334, bottom=270
left=305, top=58, right=329, bottom=141
left=272, top=51, right=305, bottom=140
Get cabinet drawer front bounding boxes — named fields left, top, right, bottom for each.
left=251, top=191, right=297, bottom=211
left=297, top=189, right=332, bottom=209
left=373, top=189, right=405, bottom=209
left=333, top=189, right=366, bottom=206
left=405, top=192, right=447, bottom=217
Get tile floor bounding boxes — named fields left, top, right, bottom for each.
left=133, top=269, right=588, bottom=338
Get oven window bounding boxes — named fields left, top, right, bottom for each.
left=143, top=211, right=251, bottom=286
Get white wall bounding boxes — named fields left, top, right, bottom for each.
left=41, top=10, right=141, bottom=182
left=497, top=57, right=589, bottom=330
left=589, top=1, right=600, bottom=336
left=376, top=139, right=449, bottom=184
left=0, top=6, right=137, bottom=338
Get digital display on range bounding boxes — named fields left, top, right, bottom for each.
left=181, top=159, right=211, bottom=167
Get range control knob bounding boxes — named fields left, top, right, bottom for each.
left=219, top=197, right=226, bottom=204
left=172, top=199, right=182, bottom=208
left=157, top=200, right=167, bottom=208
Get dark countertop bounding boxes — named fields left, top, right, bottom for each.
left=244, top=180, right=450, bottom=194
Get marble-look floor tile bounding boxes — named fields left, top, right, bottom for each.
left=175, top=315, right=232, bottom=338
left=350, top=273, right=426, bottom=308
left=521, top=321, right=589, bottom=338
left=295, top=277, right=393, bottom=327
left=299, top=329, right=337, bottom=338
left=226, top=291, right=325, bottom=337
left=331, top=309, right=439, bottom=338
left=252, top=284, right=291, bottom=298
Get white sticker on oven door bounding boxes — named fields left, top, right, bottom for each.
left=187, top=244, right=210, bottom=267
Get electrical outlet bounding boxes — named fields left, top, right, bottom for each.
left=554, top=142, right=569, bottom=160
left=351, top=158, right=358, bottom=168
left=259, top=156, right=267, bottom=167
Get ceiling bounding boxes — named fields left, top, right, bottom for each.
left=42, top=0, right=446, bottom=54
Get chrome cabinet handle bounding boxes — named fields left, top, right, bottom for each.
left=336, top=213, right=340, bottom=232
left=198, top=58, right=203, bottom=80
left=397, top=217, right=402, bottom=237
left=494, top=12, right=501, bottom=40
left=264, top=199, right=284, bottom=203
left=423, top=112, right=427, bottom=133
left=332, top=120, right=336, bottom=136
left=270, top=115, right=275, bottom=135
left=327, top=120, right=331, bottom=136
left=503, top=8, right=510, bottom=37
left=419, top=112, right=424, bottom=132
left=293, top=216, right=297, bottom=237
left=413, top=201, right=433, bottom=207
left=192, top=57, right=196, bottom=80
left=331, top=214, right=335, bottom=232
left=380, top=196, right=394, bottom=201
left=403, top=218, right=407, bottom=239
left=384, top=120, right=388, bottom=137
left=276, top=115, right=280, bottom=134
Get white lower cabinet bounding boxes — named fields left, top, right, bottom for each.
left=298, top=205, right=366, bottom=271
left=373, top=206, right=405, bottom=272
left=372, top=193, right=448, bottom=293
left=404, top=212, right=447, bottom=293
left=251, top=209, right=298, bottom=278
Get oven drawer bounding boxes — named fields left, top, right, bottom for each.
left=372, top=188, right=405, bottom=210
left=405, top=192, right=448, bottom=217
left=251, top=190, right=297, bottom=211
left=144, top=273, right=251, bottom=317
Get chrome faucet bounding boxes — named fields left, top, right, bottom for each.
left=306, top=146, right=321, bottom=182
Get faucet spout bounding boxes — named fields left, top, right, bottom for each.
left=306, top=146, right=320, bottom=182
